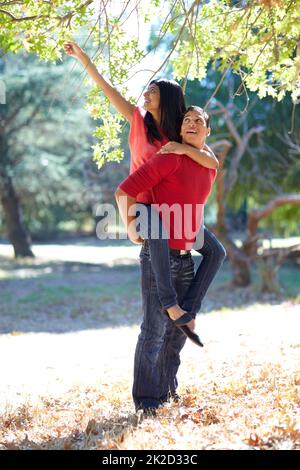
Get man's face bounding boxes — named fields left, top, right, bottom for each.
left=180, top=110, right=210, bottom=148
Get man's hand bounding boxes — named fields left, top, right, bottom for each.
left=129, top=235, right=144, bottom=245
left=157, top=141, right=187, bottom=155
left=127, top=225, right=144, bottom=245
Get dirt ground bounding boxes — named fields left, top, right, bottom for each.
left=0, top=240, right=299, bottom=450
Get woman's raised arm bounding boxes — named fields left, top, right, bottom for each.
left=64, top=42, right=135, bottom=122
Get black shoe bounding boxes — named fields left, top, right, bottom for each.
left=179, top=325, right=204, bottom=347
left=173, top=312, right=194, bottom=326
left=165, top=310, right=193, bottom=326
left=168, top=391, right=180, bottom=403
left=160, top=391, right=181, bottom=404
left=141, top=407, right=157, bottom=417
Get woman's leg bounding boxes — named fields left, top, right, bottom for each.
left=180, top=226, right=226, bottom=317
left=137, top=203, right=178, bottom=309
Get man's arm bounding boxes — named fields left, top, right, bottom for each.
left=157, top=142, right=219, bottom=169
left=115, top=189, right=143, bottom=244
left=115, top=155, right=178, bottom=243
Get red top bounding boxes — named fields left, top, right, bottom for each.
left=119, top=153, right=217, bottom=249
left=128, top=106, right=168, bottom=204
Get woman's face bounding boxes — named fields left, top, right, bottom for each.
left=143, top=83, right=160, bottom=114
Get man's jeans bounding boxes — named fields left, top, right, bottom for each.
left=133, top=244, right=195, bottom=411
left=137, top=204, right=226, bottom=317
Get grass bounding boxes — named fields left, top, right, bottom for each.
left=278, top=265, right=300, bottom=297
left=0, top=260, right=141, bottom=329
left=0, top=359, right=299, bottom=450
left=0, top=253, right=298, bottom=331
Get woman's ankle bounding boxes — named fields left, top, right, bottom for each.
left=166, top=304, right=186, bottom=321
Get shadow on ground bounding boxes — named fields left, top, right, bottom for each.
left=0, top=409, right=141, bottom=450
left=0, top=250, right=299, bottom=335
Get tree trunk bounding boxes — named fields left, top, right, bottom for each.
left=0, top=106, right=34, bottom=257
left=231, top=255, right=252, bottom=287
left=212, top=140, right=252, bottom=286
left=217, top=230, right=251, bottom=286
left=0, top=174, right=34, bottom=258
left=257, top=256, right=281, bottom=294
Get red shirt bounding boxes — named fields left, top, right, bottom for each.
left=119, top=153, right=217, bottom=250
left=129, top=106, right=168, bottom=204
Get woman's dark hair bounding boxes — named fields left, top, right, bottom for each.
left=144, top=78, right=186, bottom=144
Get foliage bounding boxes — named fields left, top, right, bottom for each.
left=184, top=70, right=300, bottom=235
left=1, top=0, right=300, bottom=167
left=0, top=52, right=97, bottom=236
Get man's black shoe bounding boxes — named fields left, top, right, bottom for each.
left=141, top=407, right=157, bottom=417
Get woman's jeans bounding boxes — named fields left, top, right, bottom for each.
left=136, top=204, right=226, bottom=317
left=133, top=243, right=194, bottom=411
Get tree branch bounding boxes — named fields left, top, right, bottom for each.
left=0, top=0, right=93, bottom=23
left=247, top=194, right=300, bottom=239
left=210, top=139, right=232, bottom=233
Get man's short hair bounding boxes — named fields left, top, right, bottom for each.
left=184, top=106, right=210, bottom=128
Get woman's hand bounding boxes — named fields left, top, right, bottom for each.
left=64, top=41, right=134, bottom=121
left=63, top=41, right=85, bottom=59
left=157, top=141, right=186, bottom=155
left=187, top=318, right=196, bottom=331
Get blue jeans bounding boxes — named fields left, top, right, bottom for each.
left=137, top=204, right=226, bottom=316
left=133, top=244, right=195, bottom=411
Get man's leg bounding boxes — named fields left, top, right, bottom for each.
left=160, top=253, right=195, bottom=402
left=181, top=226, right=226, bottom=317
left=132, top=244, right=170, bottom=412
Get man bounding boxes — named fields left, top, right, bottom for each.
left=115, top=106, right=218, bottom=414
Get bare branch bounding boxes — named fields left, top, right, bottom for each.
left=0, top=0, right=93, bottom=23
left=212, top=99, right=265, bottom=194
left=0, top=9, right=43, bottom=21
left=247, top=194, right=300, bottom=239
left=225, top=125, right=265, bottom=194
left=213, top=100, right=242, bottom=146
left=204, top=68, right=230, bottom=111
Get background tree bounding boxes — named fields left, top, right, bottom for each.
left=184, top=69, right=300, bottom=286
left=0, top=52, right=98, bottom=255
left=0, top=0, right=299, bottom=287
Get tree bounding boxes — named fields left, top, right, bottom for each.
left=1, top=0, right=299, bottom=284
left=0, top=52, right=94, bottom=256
left=212, top=140, right=300, bottom=287
left=184, top=69, right=300, bottom=287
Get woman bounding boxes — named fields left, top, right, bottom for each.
left=63, top=41, right=226, bottom=336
